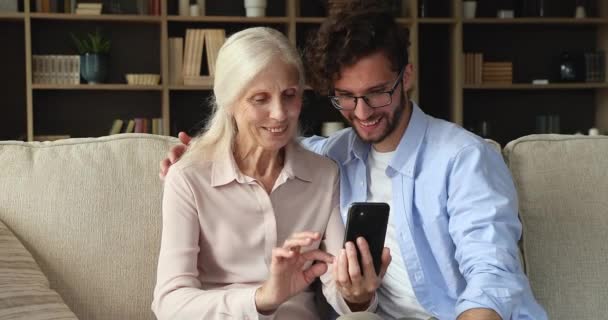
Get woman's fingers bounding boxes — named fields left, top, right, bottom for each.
left=301, top=249, right=335, bottom=264
left=337, top=249, right=351, bottom=288
left=345, top=241, right=362, bottom=284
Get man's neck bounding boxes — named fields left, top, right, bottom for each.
left=372, top=100, right=413, bottom=152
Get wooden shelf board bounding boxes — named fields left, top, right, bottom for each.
left=295, top=17, right=325, bottom=24
left=29, top=13, right=162, bottom=23
left=167, top=15, right=289, bottom=23
left=463, top=17, right=608, bottom=25
left=0, top=12, right=24, bottom=21
left=418, top=18, right=455, bottom=24
left=463, top=83, right=608, bottom=90
left=169, top=85, right=213, bottom=91
left=32, top=84, right=163, bottom=91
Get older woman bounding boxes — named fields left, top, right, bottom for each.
left=152, top=27, right=374, bottom=319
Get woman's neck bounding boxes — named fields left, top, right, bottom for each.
left=233, top=140, right=285, bottom=193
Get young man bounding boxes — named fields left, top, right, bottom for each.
left=160, top=4, right=547, bottom=320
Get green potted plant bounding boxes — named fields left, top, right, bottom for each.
left=70, top=29, right=111, bottom=84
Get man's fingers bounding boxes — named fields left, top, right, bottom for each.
left=337, top=249, right=351, bottom=287
left=159, top=158, right=171, bottom=178
left=345, top=242, right=362, bottom=283
left=378, top=247, right=392, bottom=279
left=178, top=131, right=192, bottom=145
left=272, top=247, right=295, bottom=260
left=301, top=249, right=335, bottom=264
left=356, top=237, right=376, bottom=277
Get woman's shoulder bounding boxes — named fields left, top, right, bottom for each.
left=165, top=156, right=215, bottom=184
left=291, top=142, right=339, bottom=176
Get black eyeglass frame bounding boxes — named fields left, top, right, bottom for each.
left=328, top=67, right=406, bottom=111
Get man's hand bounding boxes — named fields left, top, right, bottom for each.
left=334, top=237, right=391, bottom=311
left=159, top=132, right=192, bottom=179
left=457, top=308, right=502, bottom=320
left=255, top=232, right=335, bottom=314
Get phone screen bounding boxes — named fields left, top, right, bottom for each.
left=343, top=202, right=390, bottom=275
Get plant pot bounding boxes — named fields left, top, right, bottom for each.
left=244, top=0, right=266, bottom=17
left=80, top=53, right=108, bottom=84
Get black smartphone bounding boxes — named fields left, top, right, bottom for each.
left=343, top=202, right=390, bottom=275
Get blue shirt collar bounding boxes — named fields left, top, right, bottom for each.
left=347, top=101, right=428, bottom=178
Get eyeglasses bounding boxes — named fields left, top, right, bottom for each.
left=328, top=67, right=405, bottom=111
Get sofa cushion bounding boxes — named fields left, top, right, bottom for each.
left=0, top=134, right=178, bottom=320
left=504, top=134, right=608, bottom=319
left=0, top=219, right=77, bottom=319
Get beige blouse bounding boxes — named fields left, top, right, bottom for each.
left=152, top=142, right=371, bottom=319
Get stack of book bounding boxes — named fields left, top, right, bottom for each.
left=35, top=0, right=76, bottom=13
left=585, top=51, right=605, bottom=82
left=483, top=62, right=513, bottom=84
left=32, top=55, right=80, bottom=85
left=75, top=2, right=102, bottom=15
left=181, top=29, right=226, bottom=86
left=109, top=118, right=164, bottom=135
left=464, top=52, right=483, bottom=85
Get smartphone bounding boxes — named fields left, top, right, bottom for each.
left=343, top=202, right=390, bottom=275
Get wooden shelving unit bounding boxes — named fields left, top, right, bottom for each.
left=1, top=0, right=607, bottom=143
left=32, top=84, right=163, bottom=91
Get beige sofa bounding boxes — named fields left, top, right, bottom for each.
left=0, top=133, right=607, bottom=319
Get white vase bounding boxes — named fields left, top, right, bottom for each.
left=463, top=1, right=477, bottom=19
left=244, top=0, right=267, bottom=17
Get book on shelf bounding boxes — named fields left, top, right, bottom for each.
left=169, top=37, right=184, bottom=85
left=183, top=28, right=226, bottom=86
left=109, top=118, right=164, bottom=135
left=34, top=135, right=71, bottom=141
left=483, top=61, right=513, bottom=84
left=75, top=2, right=102, bottom=15
left=109, top=119, right=124, bottom=135
left=463, top=52, right=483, bottom=85
left=32, top=55, right=80, bottom=85
left=585, top=51, right=606, bottom=83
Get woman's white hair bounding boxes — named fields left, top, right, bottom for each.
left=182, top=27, right=305, bottom=163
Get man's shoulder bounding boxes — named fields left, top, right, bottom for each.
left=321, top=128, right=359, bottom=163
left=423, top=116, right=491, bottom=157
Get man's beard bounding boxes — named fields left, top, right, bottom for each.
left=351, top=92, right=407, bottom=144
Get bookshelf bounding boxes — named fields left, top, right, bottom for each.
left=0, top=0, right=607, bottom=144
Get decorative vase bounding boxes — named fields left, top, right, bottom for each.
left=559, top=52, right=576, bottom=82
left=463, top=1, right=477, bottom=19
left=244, top=0, right=267, bottom=17
left=80, top=53, right=108, bottom=84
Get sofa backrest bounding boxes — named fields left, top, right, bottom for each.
left=504, top=134, right=608, bottom=319
left=0, top=134, right=177, bottom=320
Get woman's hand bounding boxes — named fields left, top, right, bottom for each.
left=335, top=237, right=391, bottom=311
left=255, top=232, right=335, bottom=314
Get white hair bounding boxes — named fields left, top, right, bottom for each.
left=182, top=27, right=305, bottom=163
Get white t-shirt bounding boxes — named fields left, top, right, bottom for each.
left=367, top=148, right=431, bottom=319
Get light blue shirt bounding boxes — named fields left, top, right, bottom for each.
left=301, top=103, right=547, bottom=319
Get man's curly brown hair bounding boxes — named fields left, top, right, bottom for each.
left=303, top=1, right=410, bottom=94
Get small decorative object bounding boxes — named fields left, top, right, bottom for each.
left=197, top=0, right=206, bottom=16
left=497, top=10, right=514, bottom=18
left=463, top=0, right=477, bottom=19
left=125, top=74, right=161, bottom=85
left=189, top=4, right=199, bottom=16
left=70, top=29, right=111, bottom=84
left=559, top=52, right=577, bottom=82
left=575, top=0, right=586, bottom=18
left=418, top=0, right=427, bottom=17
left=321, top=122, right=345, bottom=137
left=244, top=0, right=267, bottom=17
left=0, top=0, right=18, bottom=12
left=588, top=127, right=600, bottom=136
left=179, top=0, right=189, bottom=16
